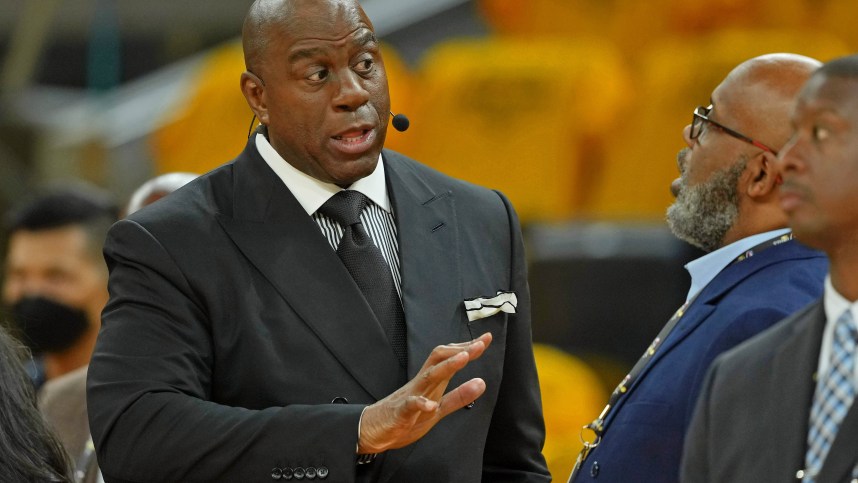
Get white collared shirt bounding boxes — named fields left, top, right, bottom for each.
left=684, top=228, right=792, bottom=301
left=254, top=133, right=402, bottom=295
left=818, top=276, right=858, bottom=385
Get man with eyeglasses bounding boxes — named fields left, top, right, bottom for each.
left=683, top=53, right=858, bottom=483
left=569, top=53, right=828, bottom=483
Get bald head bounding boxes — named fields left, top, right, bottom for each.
left=717, top=53, right=822, bottom=151
left=668, top=53, right=822, bottom=251
left=243, top=0, right=290, bottom=74
left=242, top=0, right=373, bottom=75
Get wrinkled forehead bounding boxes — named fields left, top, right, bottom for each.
left=278, top=0, right=373, bottom=45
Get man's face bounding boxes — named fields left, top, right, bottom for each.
left=3, top=225, right=108, bottom=328
left=251, top=0, right=390, bottom=187
left=777, top=74, right=858, bottom=250
left=667, top=153, right=746, bottom=252
left=667, top=82, right=752, bottom=251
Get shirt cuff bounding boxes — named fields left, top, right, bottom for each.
left=356, top=406, right=378, bottom=465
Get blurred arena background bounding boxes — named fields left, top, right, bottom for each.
left=1, top=0, right=854, bottom=476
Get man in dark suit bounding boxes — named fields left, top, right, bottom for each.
left=682, top=54, right=858, bottom=483
left=86, top=0, right=549, bottom=482
left=568, top=54, right=828, bottom=483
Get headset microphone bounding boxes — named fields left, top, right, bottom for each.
left=390, top=111, right=410, bottom=132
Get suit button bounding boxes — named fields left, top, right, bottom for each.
left=271, top=468, right=283, bottom=480
left=282, top=467, right=294, bottom=480
left=305, top=467, right=317, bottom=479
left=331, top=397, right=349, bottom=404
left=317, top=466, right=329, bottom=479
left=590, top=461, right=600, bottom=478
left=294, top=467, right=306, bottom=480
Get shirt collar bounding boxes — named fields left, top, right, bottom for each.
left=684, top=228, right=792, bottom=301
left=823, top=275, right=858, bottom=328
left=255, top=133, right=391, bottom=216
left=819, top=276, right=858, bottom=378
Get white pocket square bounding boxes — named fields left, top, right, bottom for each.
left=464, top=291, right=517, bottom=322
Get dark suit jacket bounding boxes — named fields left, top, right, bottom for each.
left=682, top=300, right=858, bottom=483
left=570, top=241, right=827, bottom=483
left=87, top=142, right=550, bottom=483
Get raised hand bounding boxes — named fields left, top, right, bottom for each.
left=357, top=332, right=493, bottom=454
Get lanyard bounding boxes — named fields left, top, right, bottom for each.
left=570, top=233, right=794, bottom=478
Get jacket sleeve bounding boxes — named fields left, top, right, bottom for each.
left=481, top=191, right=552, bottom=482
left=87, top=219, right=364, bottom=483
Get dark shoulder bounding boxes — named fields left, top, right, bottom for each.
left=382, top=149, right=507, bottom=206
left=715, top=300, right=822, bottom=371
left=720, top=240, right=827, bottom=305
left=126, top=162, right=235, bottom=229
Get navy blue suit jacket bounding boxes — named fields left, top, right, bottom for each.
left=570, top=239, right=827, bottom=482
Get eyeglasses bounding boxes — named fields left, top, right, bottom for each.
left=691, top=105, right=778, bottom=155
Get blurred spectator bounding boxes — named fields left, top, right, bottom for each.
left=124, top=172, right=198, bottom=216
left=2, top=183, right=119, bottom=385
left=0, top=324, right=73, bottom=482
left=1, top=182, right=117, bottom=483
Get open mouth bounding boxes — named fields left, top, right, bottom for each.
left=331, top=129, right=376, bottom=155
left=333, top=130, right=369, bottom=142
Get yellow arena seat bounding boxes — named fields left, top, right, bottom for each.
left=372, top=43, right=417, bottom=156
left=533, top=343, right=608, bottom=481
left=407, top=37, right=631, bottom=222
left=812, top=0, right=858, bottom=52
left=151, top=40, right=249, bottom=175
left=608, top=0, right=811, bottom=53
left=477, top=0, right=614, bottom=39
left=586, top=28, right=851, bottom=220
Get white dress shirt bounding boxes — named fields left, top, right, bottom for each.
left=819, top=276, right=858, bottom=385
left=254, top=133, right=402, bottom=295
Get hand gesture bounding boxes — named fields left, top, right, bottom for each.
left=357, top=332, right=493, bottom=454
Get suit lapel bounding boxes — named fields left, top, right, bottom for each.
left=215, top=142, right=402, bottom=401
left=373, top=151, right=460, bottom=483
left=605, top=263, right=742, bottom=420
left=606, top=241, right=813, bottom=424
left=384, top=151, right=460, bottom=377
left=770, top=302, right=826, bottom=481
left=652, top=245, right=795, bottom=364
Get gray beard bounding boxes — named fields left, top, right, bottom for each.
left=666, top=159, right=746, bottom=253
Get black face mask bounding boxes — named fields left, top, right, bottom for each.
left=9, top=296, right=90, bottom=353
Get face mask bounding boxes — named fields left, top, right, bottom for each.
left=9, top=296, right=89, bottom=353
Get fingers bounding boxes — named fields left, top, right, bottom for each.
left=403, top=395, right=439, bottom=413
left=438, top=378, right=487, bottom=418
left=357, top=333, right=493, bottom=454
left=421, top=332, right=493, bottom=369
left=411, top=332, right=493, bottom=395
